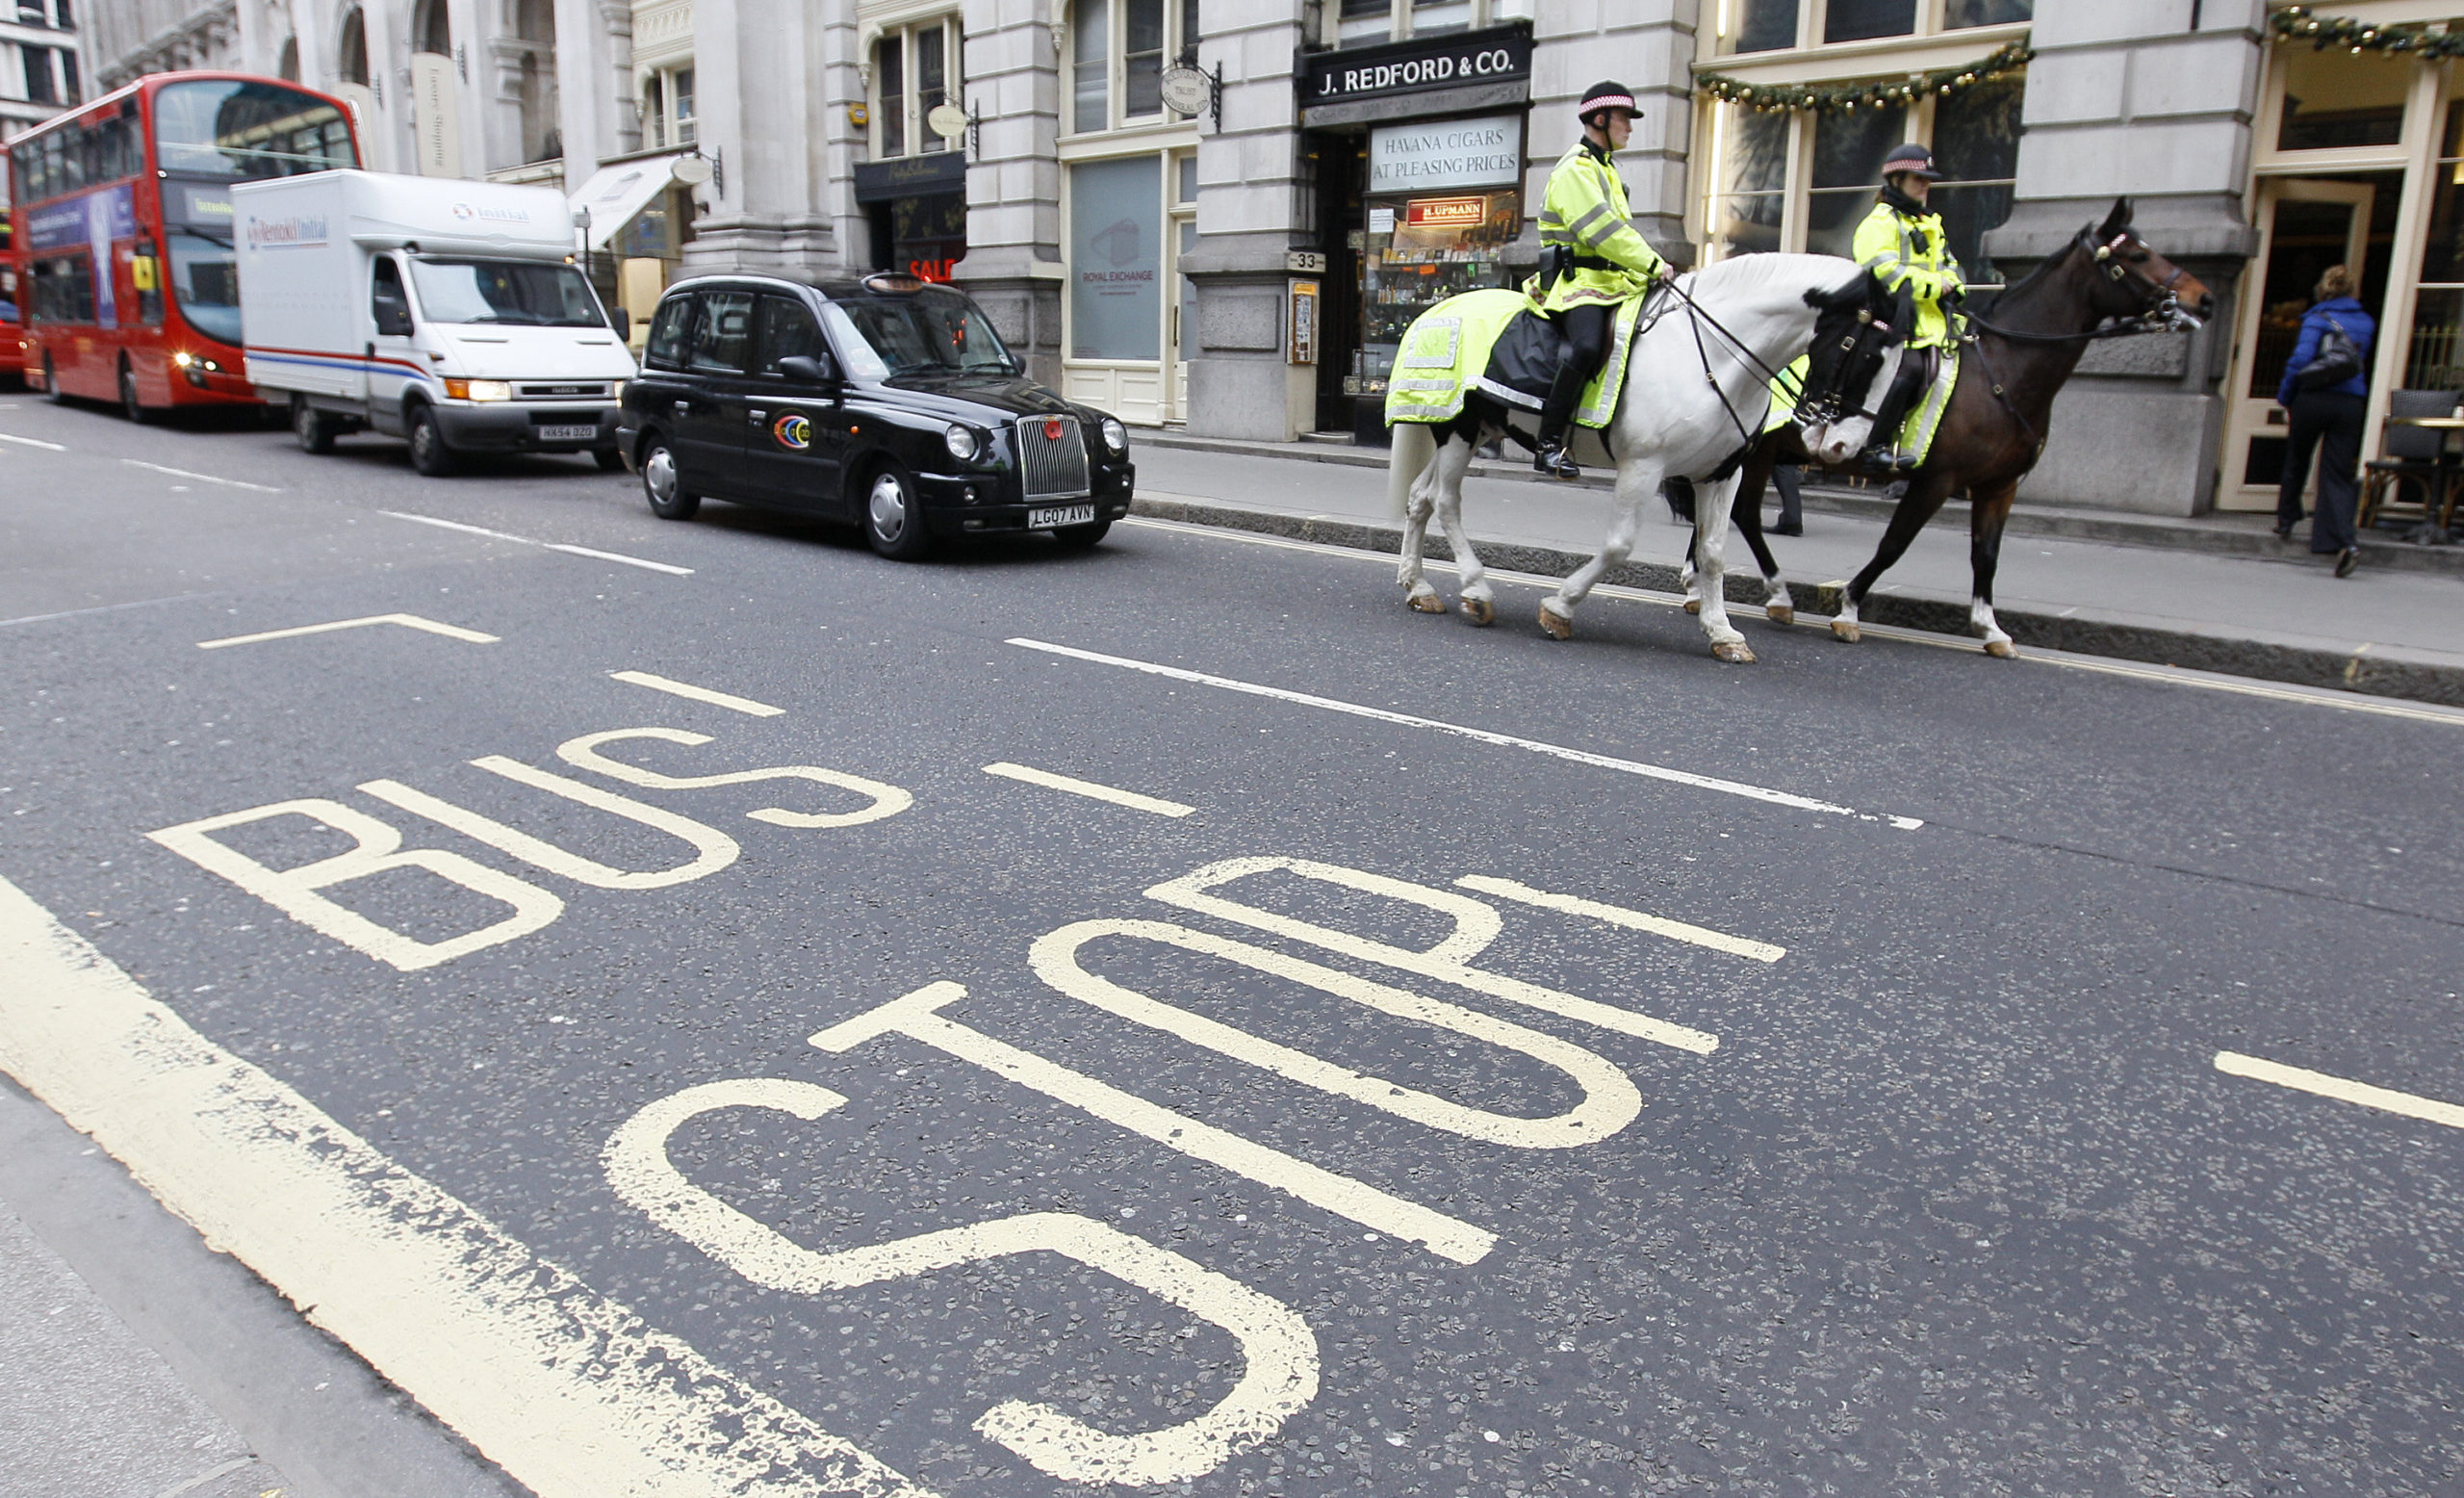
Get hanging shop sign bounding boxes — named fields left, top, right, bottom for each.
left=1368, top=115, right=1523, bottom=194
left=1298, top=21, right=1531, bottom=111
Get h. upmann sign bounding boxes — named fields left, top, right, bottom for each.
left=1297, top=21, right=1533, bottom=108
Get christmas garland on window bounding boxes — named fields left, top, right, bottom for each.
left=2269, top=6, right=2464, bottom=59
left=1696, top=39, right=2033, bottom=116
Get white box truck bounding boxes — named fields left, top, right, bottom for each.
left=234, top=170, right=637, bottom=476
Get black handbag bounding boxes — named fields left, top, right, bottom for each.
left=2295, top=317, right=2363, bottom=394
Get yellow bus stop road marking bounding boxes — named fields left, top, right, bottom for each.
left=2215, top=1049, right=2464, bottom=1130
left=0, top=874, right=933, bottom=1498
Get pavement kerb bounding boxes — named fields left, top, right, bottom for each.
left=1125, top=494, right=2464, bottom=709
left=1135, top=429, right=2464, bottom=579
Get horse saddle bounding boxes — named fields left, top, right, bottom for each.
left=1384, top=287, right=1652, bottom=432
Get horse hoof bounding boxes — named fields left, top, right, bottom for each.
left=1459, top=595, right=1496, bottom=627
left=1538, top=605, right=1574, bottom=640
left=1711, top=639, right=1758, bottom=664
left=1766, top=605, right=1795, bottom=627
left=1984, top=638, right=2016, bottom=659
left=1830, top=618, right=1862, bottom=643
left=1407, top=590, right=1446, bottom=614
left=1682, top=599, right=1701, bottom=615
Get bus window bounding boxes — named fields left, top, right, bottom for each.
left=167, top=232, right=242, bottom=344
left=33, top=256, right=95, bottom=324
left=153, top=79, right=356, bottom=180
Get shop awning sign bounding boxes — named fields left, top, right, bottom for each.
left=1369, top=116, right=1524, bottom=194
left=1298, top=21, right=1532, bottom=109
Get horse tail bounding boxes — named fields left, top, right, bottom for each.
left=1386, top=420, right=1436, bottom=522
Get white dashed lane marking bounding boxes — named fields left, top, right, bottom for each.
left=380, top=511, right=693, bottom=575
left=0, top=432, right=68, bottom=452
left=1008, top=636, right=1924, bottom=829
left=1456, top=874, right=1786, bottom=963
left=610, top=669, right=785, bottom=716
left=982, top=762, right=1196, bottom=817
left=2216, top=1050, right=2464, bottom=1130
left=197, top=613, right=500, bottom=650
left=122, top=459, right=281, bottom=492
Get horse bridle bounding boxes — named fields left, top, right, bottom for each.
left=1793, top=301, right=1902, bottom=427
left=1968, top=226, right=2201, bottom=345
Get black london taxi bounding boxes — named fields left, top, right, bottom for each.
left=618, top=271, right=1134, bottom=557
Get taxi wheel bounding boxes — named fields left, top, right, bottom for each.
left=1051, top=519, right=1112, bottom=551
left=639, top=434, right=699, bottom=520
left=862, top=463, right=933, bottom=560
left=407, top=405, right=458, bottom=478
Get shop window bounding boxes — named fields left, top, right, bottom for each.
left=1335, top=0, right=1499, bottom=46
left=2406, top=105, right=2464, bottom=390
left=1703, top=69, right=2023, bottom=284
left=1068, top=154, right=1162, bottom=359
left=1071, top=0, right=1203, bottom=134
left=1944, top=0, right=2028, bottom=25
left=1823, top=0, right=1914, bottom=44
left=644, top=65, right=695, bottom=150
left=2276, top=45, right=2407, bottom=153
left=1715, top=0, right=2024, bottom=56
left=874, top=17, right=959, bottom=160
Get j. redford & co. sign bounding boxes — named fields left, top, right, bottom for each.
left=1297, top=21, right=1532, bottom=109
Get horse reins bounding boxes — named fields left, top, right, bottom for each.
left=1957, top=227, right=2194, bottom=455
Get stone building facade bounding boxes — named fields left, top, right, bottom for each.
left=58, top=0, right=2464, bottom=516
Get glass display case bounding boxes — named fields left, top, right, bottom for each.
left=1345, top=190, right=1522, bottom=406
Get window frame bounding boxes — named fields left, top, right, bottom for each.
left=1707, top=0, right=2029, bottom=59
left=1065, top=0, right=1202, bottom=139
left=869, top=14, right=961, bottom=161
left=643, top=64, right=695, bottom=150
left=1327, top=0, right=1500, bottom=50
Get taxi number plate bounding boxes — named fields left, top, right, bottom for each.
left=537, top=424, right=598, bottom=441
left=1029, top=504, right=1096, bottom=529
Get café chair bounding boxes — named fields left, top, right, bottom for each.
left=2357, top=388, right=2464, bottom=531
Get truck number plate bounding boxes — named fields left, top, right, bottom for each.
left=1029, top=504, right=1096, bottom=529
left=537, top=424, right=598, bottom=442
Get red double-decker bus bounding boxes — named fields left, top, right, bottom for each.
left=6, top=72, right=360, bottom=418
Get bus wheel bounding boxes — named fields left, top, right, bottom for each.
left=293, top=395, right=337, bottom=454
left=118, top=362, right=151, bottom=424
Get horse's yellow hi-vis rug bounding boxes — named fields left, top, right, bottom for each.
left=1382, top=287, right=1648, bottom=429
left=0, top=871, right=934, bottom=1498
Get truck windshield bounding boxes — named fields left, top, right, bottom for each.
left=828, top=288, right=1016, bottom=377
left=409, top=259, right=608, bottom=327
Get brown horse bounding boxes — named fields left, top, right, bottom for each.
left=1714, top=197, right=2214, bottom=656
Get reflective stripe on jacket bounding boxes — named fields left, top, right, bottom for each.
left=1852, top=199, right=1961, bottom=349
left=1532, top=141, right=1664, bottom=316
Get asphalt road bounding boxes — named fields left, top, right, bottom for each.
left=3, top=393, right=2461, bottom=1498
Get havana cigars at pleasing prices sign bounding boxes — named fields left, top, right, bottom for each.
left=1368, top=116, right=1523, bottom=194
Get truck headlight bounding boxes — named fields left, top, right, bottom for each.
left=444, top=378, right=514, bottom=401
left=1100, top=416, right=1128, bottom=453
left=944, top=424, right=979, bottom=462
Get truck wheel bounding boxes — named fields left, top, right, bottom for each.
left=639, top=434, right=699, bottom=520
left=593, top=446, right=627, bottom=473
left=293, top=396, right=336, bottom=454
left=407, top=405, right=457, bottom=477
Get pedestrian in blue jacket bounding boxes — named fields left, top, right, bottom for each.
left=2274, top=266, right=2374, bottom=577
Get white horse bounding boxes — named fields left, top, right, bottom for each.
left=1386, top=254, right=1909, bottom=662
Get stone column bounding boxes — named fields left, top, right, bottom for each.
left=953, top=0, right=1065, bottom=386
left=1183, top=0, right=1315, bottom=442
left=1524, top=0, right=1697, bottom=270
left=553, top=0, right=637, bottom=189
left=680, top=0, right=840, bottom=276
left=1984, top=0, right=2266, bottom=515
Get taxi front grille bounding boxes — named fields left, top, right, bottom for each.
left=1014, top=415, right=1091, bottom=499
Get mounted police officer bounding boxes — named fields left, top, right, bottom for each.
left=1855, top=142, right=1963, bottom=472
left=1529, top=81, right=1667, bottom=480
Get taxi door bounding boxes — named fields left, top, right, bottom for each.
left=740, top=294, right=849, bottom=514
left=671, top=288, right=760, bottom=490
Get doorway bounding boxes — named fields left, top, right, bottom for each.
left=2220, top=179, right=2378, bottom=511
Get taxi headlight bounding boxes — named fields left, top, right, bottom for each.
left=944, top=423, right=979, bottom=462
left=1099, top=416, right=1128, bottom=453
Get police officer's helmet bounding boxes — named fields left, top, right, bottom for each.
left=1881, top=143, right=1945, bottom=183
left=1578, top=81, right=1638, bottom=130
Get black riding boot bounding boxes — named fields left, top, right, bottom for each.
left=1861, top=354, right=1932, bottom=475
left=1534, top=364, right=1588, bottom=479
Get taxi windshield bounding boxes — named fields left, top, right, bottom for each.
left=828, top=288, right=1015, bottom=377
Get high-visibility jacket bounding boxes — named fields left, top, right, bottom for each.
left=1531, top=140, right=1664, bottom=315
left=1852, top=198, right=1962, bottom=349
